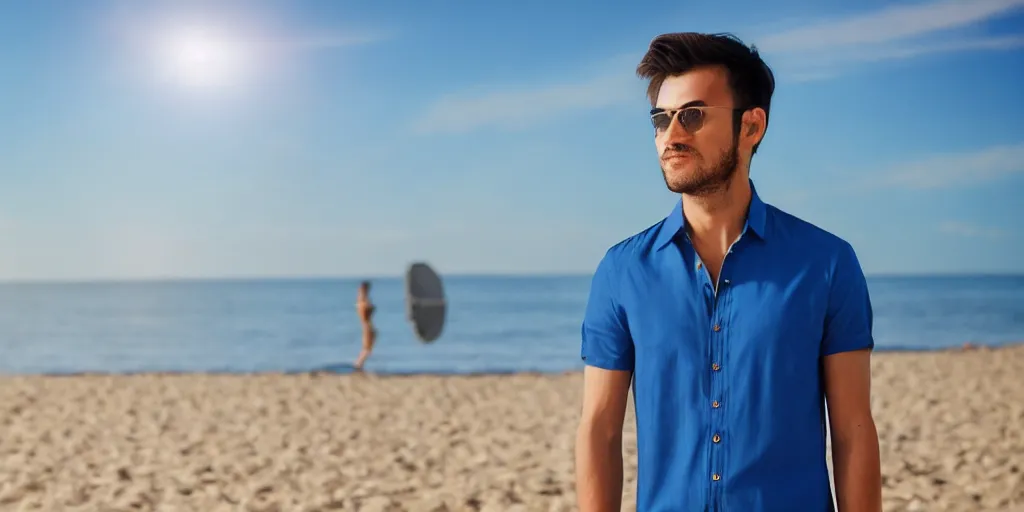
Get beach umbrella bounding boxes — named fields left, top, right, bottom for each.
left=405, top=262, right=446, bottom=343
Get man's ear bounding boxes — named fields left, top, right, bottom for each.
left=744, top=108, right=768, bottom=145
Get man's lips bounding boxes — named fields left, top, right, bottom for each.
left=663, top=152, right=693, bottom=162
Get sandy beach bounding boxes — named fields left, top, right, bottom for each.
left=1, top=345, right=1022, bottom=512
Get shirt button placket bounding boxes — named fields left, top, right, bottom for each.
left=710, top=350, right=723, bottom=498
left=709, top=279, right=728, bottom=508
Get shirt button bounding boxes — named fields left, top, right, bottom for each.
left=697, top=262, right=703, bottom=270
left=712, top=400, right=720, bottom=408
left=713, top=324, right=721, bottom=332
left=712, top=473, right=721, bottom=481
left=712, top=363, right=721, bottom=371
left=713, top=434, right=721, bottom=443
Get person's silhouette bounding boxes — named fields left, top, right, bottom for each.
left=352, top=280, right=376, bottom=370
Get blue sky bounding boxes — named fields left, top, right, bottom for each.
left=1, top=0, right=1023, bottom=280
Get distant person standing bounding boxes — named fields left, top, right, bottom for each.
left=574, top=33, right=881, bottom=511
left=353, top=280, right=376, bottom=370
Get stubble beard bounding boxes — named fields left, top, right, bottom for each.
left=660, top=140, right=740, bottom=197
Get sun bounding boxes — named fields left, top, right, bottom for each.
left=156, top=25, right=250, bottom=90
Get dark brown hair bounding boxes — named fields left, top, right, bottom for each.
left=636, top=32, right=776, bottom=153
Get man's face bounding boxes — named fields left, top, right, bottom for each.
left=652, top=66, right=741, bottom=196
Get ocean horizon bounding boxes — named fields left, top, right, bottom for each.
left=4, top=270, right=1024, bottom=283
left=1, top=273, right=1022, bottom=376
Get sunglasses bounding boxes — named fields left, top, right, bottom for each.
left=650, top=106, right=747, bottom=134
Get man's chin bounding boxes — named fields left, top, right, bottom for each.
left=663, top=170, right=696, bottom=187
left=663, top=173, right=722, bottom=195
left=664, top=178, right=697, bottom=195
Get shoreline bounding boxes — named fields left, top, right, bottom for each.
left=4, top=340, right=1022, bottom=379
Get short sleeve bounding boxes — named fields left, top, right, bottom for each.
left=822, top=242, right=875, bottom=356
left=580, top=249, right=634, bottom=371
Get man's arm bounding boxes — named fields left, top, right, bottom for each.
left=576, top=366, right=632, bottom=511
left=576, top=249, right=634, bottom=512
left=825, top=349, right=881, bottom=511
left=822, top=242, right=881, bottom=511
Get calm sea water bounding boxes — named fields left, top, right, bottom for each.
left=0, top=275, right=1022, bottom=375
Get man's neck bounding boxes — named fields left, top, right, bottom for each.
left=682, top=176, right=751, bottom=254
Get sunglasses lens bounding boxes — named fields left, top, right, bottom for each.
left=678, top=109, right=704, bottom=132
left=652, top=109, right=706, bottom=133
left=651, top=112, right=672, bottom=132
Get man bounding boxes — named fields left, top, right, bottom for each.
left=574, top=33, right=881, bottom=511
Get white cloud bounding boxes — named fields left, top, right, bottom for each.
left=412, top=59, right=639, bottom=134
left=783, top=36, right=1024, bottom=82
left=757, top=0, right=1024, bottom=51
left=786, top=35, right=1024, bottom=76
left=938, top=221, right=1011, bottom=239
left=414, top=0, right=1024, bottom=131
left=880, top=143, right=1024, bottom=189
left=827, top=35, right=1024, bottom=63
left=756, top=0, right=1024, bottom=82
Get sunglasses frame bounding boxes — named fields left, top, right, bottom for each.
left=650, top=106, right=748, bottom=134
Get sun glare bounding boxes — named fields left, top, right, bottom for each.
left=156, top=26, right=251, bottom=90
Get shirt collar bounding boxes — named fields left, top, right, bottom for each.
left=654, top=179, right=768, bottom=251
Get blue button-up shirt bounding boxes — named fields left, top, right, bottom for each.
left=581, top=181, right=874, bottom=511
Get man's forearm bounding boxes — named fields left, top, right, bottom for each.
left=575, top=423, right=623, bottom=512
left=832, top=421, right=882, bottom=512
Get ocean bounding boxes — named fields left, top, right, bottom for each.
left=1, top=274, right=1022, bottom=375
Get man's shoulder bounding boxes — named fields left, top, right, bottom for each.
left=767, top=203, right=856, bottom=256
left=599, top=218, right=673, bottom=265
